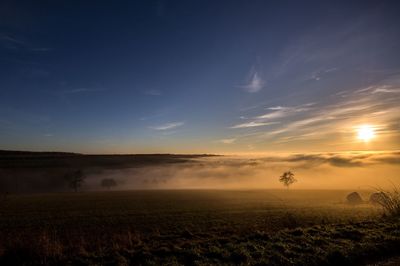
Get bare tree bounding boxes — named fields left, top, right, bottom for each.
left=65, top=170, right=85, bottom=192
left=101, top=178, right=117, bottom=190
left=279, top=171, right=296, bottom=189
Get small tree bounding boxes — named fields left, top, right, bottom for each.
left=65, top=170, right=85, bottom=192
left=101, top=178, right=117, bottom=190
left=279, top=171, right=296, bottom=189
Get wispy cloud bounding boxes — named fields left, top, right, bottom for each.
left=308, top=68, right=338, bottom=81
left=259, top=105, right=313, bottom=120
left=371, top=86, right=400, bottom=94
left=353, top=85, right=400, bottom=96
left=231, top=104, right=311, bottom=129
left=259, top=80, right=400, bottom=144
left=241, top=71, right=265, bottom=93
left=229, top=71, right=400, bottom=148
left=0, top=34, right=25, bottom=46
left=150, top=122, right=184, bottom=131
left=256, top=108, right=290, bottom=120
left=268, top=106, right=284, bottom=110
left=0, top=33, right=51, bottom=52
left=231, top=121, right=278, bottom=129
left=219, top=138, right=236, bottom=144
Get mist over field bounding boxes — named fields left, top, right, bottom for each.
left=85, top=151, right=400, bottom=190
left=1, top=150, right=398, bottom=193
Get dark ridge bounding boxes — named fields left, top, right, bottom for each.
left=0, top=151, right=217, bottom=169
left=0, top=150, right=80, bottom=156
left=0, top=150, right=218, bottom=193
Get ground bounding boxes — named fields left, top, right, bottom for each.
left=0, top=190, right=399, bottom=265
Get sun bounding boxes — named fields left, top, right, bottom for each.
left=357, top=125, right=375, bottom=142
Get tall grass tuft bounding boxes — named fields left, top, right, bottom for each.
left=375, top=185, right=400, bottom=217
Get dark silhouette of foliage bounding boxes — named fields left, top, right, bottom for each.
left=279, top=171, right=296, bottom=189
left=346, top=192, right=363, bottom=204
left=101, top=178, right=117, bottom=190
left=65, top=170, right=85, bottom=192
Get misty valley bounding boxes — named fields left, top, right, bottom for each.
left=1, top=151, right=400, bottom=265
left=1, top=1, right=400, bottom=265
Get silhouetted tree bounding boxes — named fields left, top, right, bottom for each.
left=65, top=170, right=85, bottom=192
left=279, top=171, right=296, bottom=189
left=101, top=178, right=117, bottom=190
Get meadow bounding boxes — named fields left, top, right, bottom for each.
left=1, top=189, right=399, bottom=265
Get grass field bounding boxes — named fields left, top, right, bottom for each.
left=1, top=190, right=399, bottom=265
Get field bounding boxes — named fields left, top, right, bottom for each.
left=1, top=190, right=399, bottom=265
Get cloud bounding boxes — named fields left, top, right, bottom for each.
left=259, top=105, right=312, bottom=120
left=256, top=108, right=290, bottom=120
left=372, top=86, right=400, bottom=94
left=0, top=33, right=51, bottom=52
left=230, top=75, right=400, bottom=146
left=241, top=71, right=265, bottom=93
left=231, top=104, right=310, bottom=130
left=308, top=68, right=338, bottom=81
left=230, top=121, right=278, bottom=129
left=268, top=106, right=284, bottom=110
left=0, top=34, right=25, bottom=49
left=219, top=138, right=236, bottom=144
left=310, top=72, right=321, bottom=81
left=262, top=116, right=328, bottom=137
left=354, top=85, right=400, bottom=95
left=150, top=122, right=184, bottom=131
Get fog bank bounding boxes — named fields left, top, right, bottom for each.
left=85, top=151, right=400, bottom=190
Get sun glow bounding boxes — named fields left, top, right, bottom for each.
left=357, top=125, right=375, bottom=142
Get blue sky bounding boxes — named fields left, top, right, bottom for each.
left=0, top=1, right=399, bottom=153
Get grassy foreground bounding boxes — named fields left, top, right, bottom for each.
left=0, top=190, right=399, bottom=265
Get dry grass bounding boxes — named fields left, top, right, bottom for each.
left=375, top=186, right=400, bottom=217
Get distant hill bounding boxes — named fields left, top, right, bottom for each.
left=0, top=150, right=217, bottom=193
left=0, top=150, right=80, bottom=157
left=0, top=150, right=216, bottom=169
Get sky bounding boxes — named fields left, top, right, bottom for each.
left=0, top=0, right=399, bottom=154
